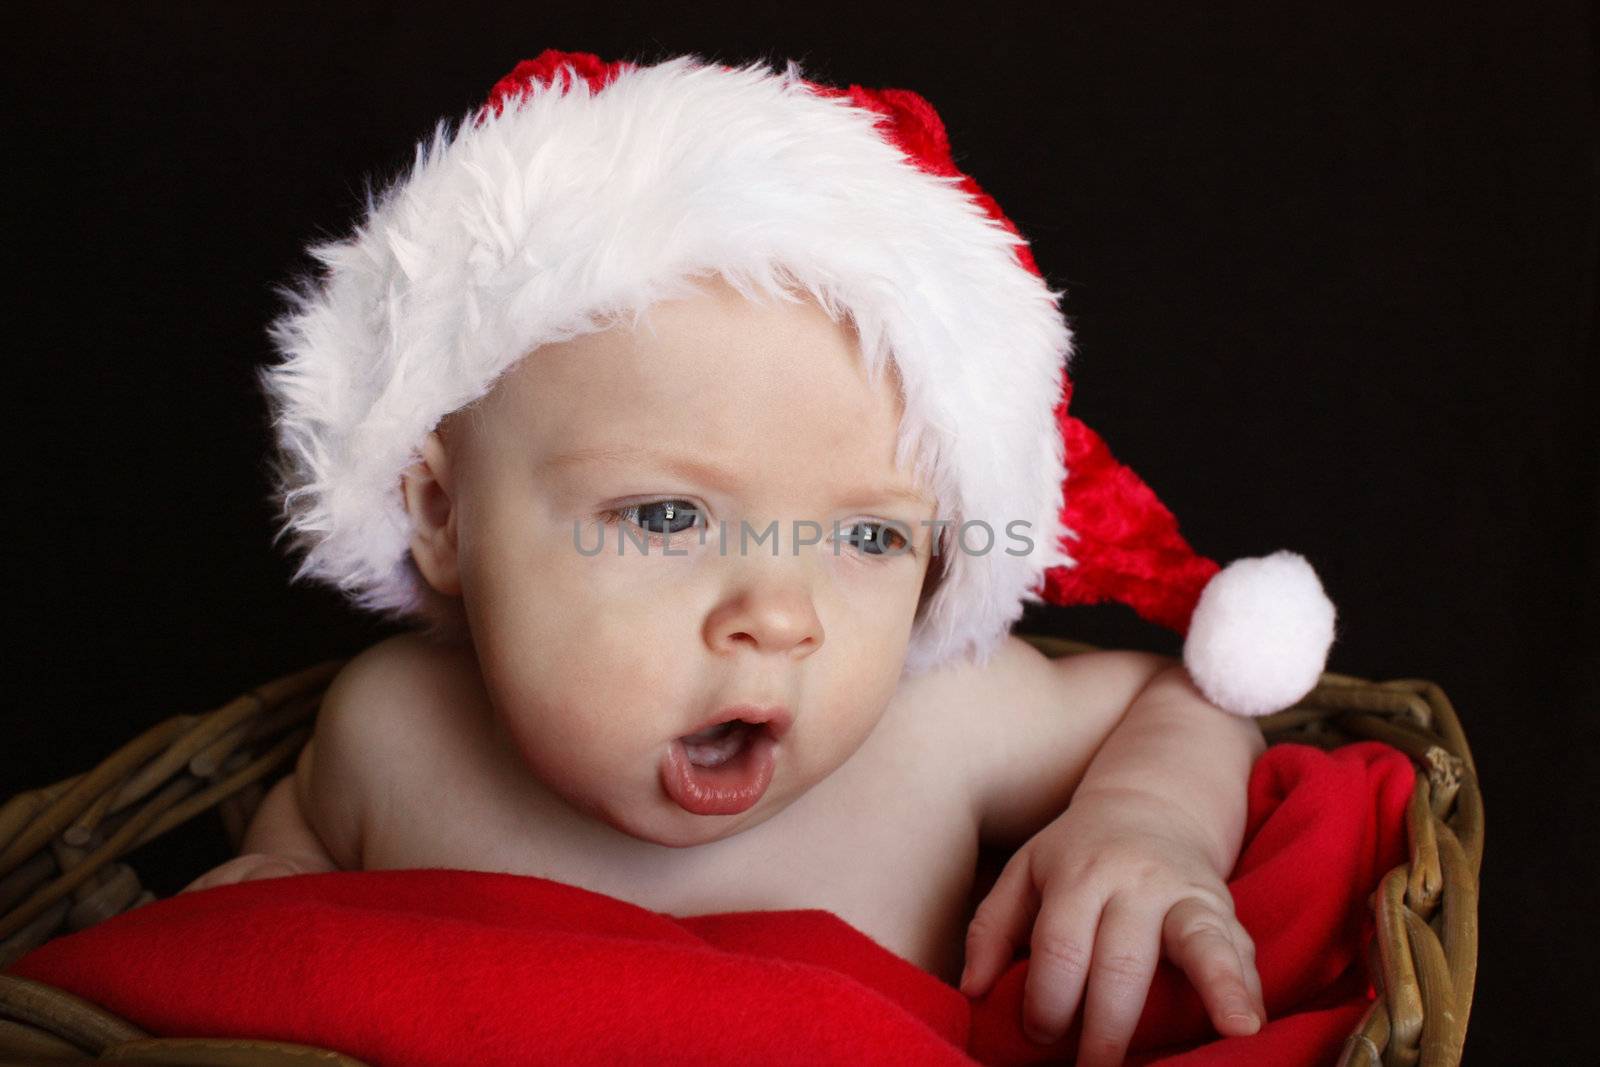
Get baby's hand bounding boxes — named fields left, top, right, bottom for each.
left=180, top=851, right=333, bottom=894
left=960, top=794, right=1264, bottom=1067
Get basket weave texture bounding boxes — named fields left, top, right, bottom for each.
left=0, top=634, right=1482, bottom=1066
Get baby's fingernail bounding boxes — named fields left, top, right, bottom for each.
left=1225, top=1010, right=1260, bottom=1034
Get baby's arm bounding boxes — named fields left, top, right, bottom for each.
left=180, top=753, right=340, bottom=891
left=1059, top=663, right=1264, bottom=885
left=181, top=656, right=377, bottom=893
left=955, top=640, right=1266, bottom=1066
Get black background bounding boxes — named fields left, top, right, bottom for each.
left=5, top=2, right=1595, bottom=1060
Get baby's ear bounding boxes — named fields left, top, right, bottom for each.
left=400, top=431, right=463, bottom=597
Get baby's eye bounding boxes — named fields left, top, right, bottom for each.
left=609, top=500, right=702, bottom=536
left=838, top=520, right=911, bottom=558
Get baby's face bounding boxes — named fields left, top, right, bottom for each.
left=419, top=277, right=936, bottom=848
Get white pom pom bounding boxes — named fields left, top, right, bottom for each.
left=1181, top=550, right=1337, bottom=718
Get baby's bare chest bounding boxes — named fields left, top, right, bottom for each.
left=359, top=671, right=983, bottom=980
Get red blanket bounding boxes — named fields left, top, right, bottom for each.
left=10, top=742, right=1414, bottom=1066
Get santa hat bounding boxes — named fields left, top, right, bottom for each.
left=259, top=49, right=1336, bottom=718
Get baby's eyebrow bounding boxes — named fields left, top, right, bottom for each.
left=538, top=444, right=930, bottom=509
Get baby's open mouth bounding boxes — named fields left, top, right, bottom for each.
left=679, top=719, right=761, bottom=767
left=661, top=720, right=778, bottom=816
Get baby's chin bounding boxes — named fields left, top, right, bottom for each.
left=621, top=795, right=792, bottom=849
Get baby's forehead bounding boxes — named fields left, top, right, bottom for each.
left=457, top=339, right=932, bottom=511
left=531, top=376, right=908, bottom=448
left=470, top=287, right=910, bottom=442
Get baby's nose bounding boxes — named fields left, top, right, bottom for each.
left=703, top=578, right=824, bottom=659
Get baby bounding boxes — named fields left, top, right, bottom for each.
left=188, top=51, right=1336, bottom=1066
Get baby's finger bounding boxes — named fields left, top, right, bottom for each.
left=180, top=854, right=302, bottom=894
left=1162, top=897, right=1260, bottom=1036
left=1020, top=895, right=1102, bottom=1045
left=1075, top=897, right=1160, bottom=1067
left=1236, top=926, right=1266, bottom=1021
left=960, top=853, right=1039, bottom=997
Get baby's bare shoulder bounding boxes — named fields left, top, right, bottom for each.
left=316, top=631, right=469, bottom=752
left=327, top=630, right=476, bottom=713
left=302, top=631, right=479, bottom=865
left=926, top=635, right=1174, bottom=851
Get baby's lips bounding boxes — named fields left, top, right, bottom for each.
left=660, top=729, right=778, bottom=816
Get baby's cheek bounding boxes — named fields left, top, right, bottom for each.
left=477, top=601, right=694, bottom=750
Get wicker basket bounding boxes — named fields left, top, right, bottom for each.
left=0, top=634, right=1481, bottom=1066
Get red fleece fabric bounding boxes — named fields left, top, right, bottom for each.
left=10, top=742, right=1414, bottom=1066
